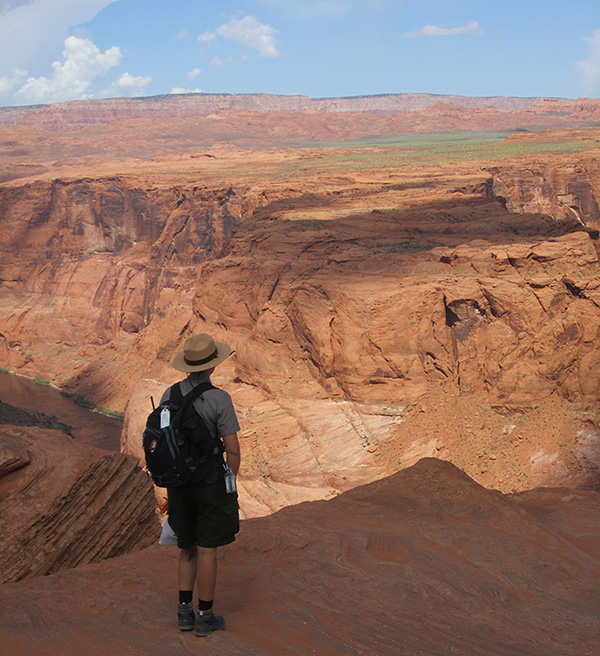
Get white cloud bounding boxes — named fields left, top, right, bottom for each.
left=576, top=29, right=600, bottom=95
left=170, top=87, right=202, bottom=95
left=102, top=71, right=152, bottom=98
left=198, top=31, right=217, bottom=50
left=196, top=15, right=280, bottom=66
left=0, top=3, right=157, bottom=106
left=0, top=0, right=119, bottom=79
left=403, top=21, right=483, bottom=38
left=0, top=0, right=35, bottom=11
left=210, top=54, right=249, bottom=67
left=187, top=68, right=202, bottom=80
left=15, top=36, right=122, bottom=104
left=215, top=15, right=280, bottom=58
left=0, top=68, right=27, bottom=94
left=175, top=28, right=187, bottom=41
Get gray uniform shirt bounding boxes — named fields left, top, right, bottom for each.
left=160, top=371, right=240, bottom=439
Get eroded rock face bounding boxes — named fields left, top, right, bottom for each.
left=0, top=177, right=264, bottom=409
left=158, top=196, right=600, bottom=513
left=227, top=221, right=600, bottom=409
left=490, top=159, right=600, bottom=233
left=0, top=424, right=160, bottom=583
left=117, top=190, right=600, bottom=515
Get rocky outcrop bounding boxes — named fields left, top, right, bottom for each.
left=489, top=159, right=600, bottom=233
left=0, top=398, right=73, bottom=437
left=115, top=190, right=600, bottom=515
left=234, top=224, right=600, bottom=409
left=0, top=458, right=598, bottom=655
left=0, top=423, right=159, bottom=583
left=181, top=203, right=600, bottom=511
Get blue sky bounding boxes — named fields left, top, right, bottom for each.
left=0, top=0, right=599, bottom=107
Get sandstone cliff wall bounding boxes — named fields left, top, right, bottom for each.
left=0, top=93, right=541, bottom=131
left=2, top=94, right=599, bottom=135
left=0, top=177, right=263, bottom=408
left=490, top=161, right=600, bottom=232
left=123, top=163, right=600, bottom=514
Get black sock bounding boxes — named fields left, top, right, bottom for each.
left=179, top=590, right=193, bottom=604
left=197, top=599, right=213, bottom=612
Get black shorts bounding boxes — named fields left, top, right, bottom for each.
left=167, top=467, right=239, bottom=549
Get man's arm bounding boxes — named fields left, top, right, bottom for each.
left=222, top=432, right=240, bottom=475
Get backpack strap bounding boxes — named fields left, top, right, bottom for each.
left=172, top=381, right=222, bottom=455
left=171, top=380, right=215, bottom=413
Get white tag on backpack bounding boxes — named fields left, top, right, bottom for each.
left=160, top=407, right=170, bottom=428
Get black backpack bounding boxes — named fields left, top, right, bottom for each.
left=142, top=381, right=222, bottom=487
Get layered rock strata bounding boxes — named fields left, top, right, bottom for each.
left=0, top=423, right=159, bottom=583
left=0, top=177, right=262, bottom=409
left=123, top=178, right=600, bottom=514
left=1, top=94, right=599, bottom=133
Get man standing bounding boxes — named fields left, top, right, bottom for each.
left=162, top=333, right=241, bottom=637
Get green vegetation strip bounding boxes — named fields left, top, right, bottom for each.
left=290, top=129, right=598, bottom=167
left=98, top=407, right=124, bottom=420
left=294, top=130, right=520, bottom=149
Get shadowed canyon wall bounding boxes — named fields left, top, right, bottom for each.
left=490, top=160, right=600, bottom=230
left=0, top=178, right=262, bottom=406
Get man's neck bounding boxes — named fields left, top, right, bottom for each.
left=188, top=371, right=212, bottom=384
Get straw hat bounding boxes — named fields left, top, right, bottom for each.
left=172, top=333, right=233, bottom=373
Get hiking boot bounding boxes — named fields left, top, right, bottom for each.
left=195, top=609, right=225, bottom=637
left=177, top=601, right=195, bottom=631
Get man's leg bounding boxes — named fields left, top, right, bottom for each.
left=177, top=545, right=197, bottom=631
left=178, top=545, right=198, bottom=591
left=194, top=547, right=225, bottom=637
left=196, top=546, right=217, bottom=602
